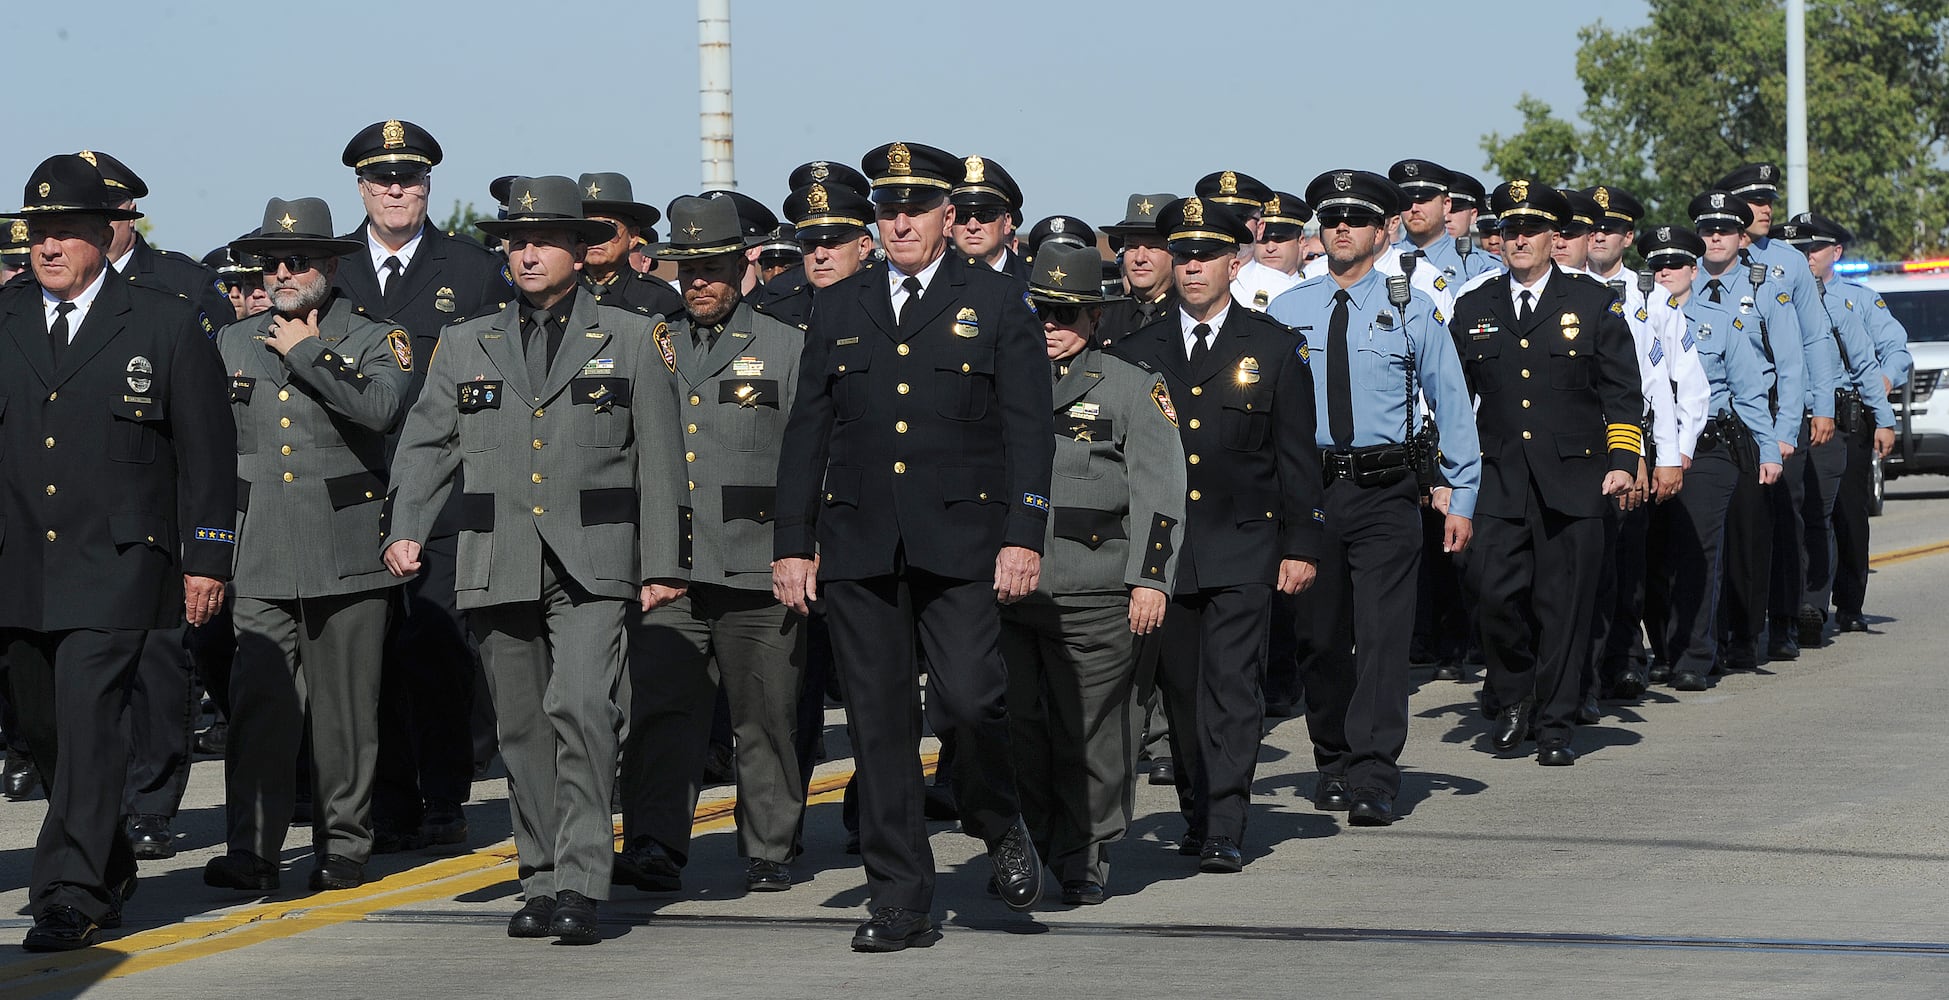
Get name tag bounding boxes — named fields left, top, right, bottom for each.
left=836, top=337, right=860, bottom=346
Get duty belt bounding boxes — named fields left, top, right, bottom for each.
left=1322, top=444, right=1411, bottom=487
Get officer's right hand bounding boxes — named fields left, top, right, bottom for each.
left=642, top=581, right=686, bottom=611
left=772, top=556, right=819, bottom=615
left=1129, top=587, right=1167, bottom=634
left=1778, top=441, right=1796, bottom=460
left=1277, top=558, right=1317, bottom=595
left=1809, top=416, right=1835, bottom=447
left=1759, top=462, right=1784, bottom=485
left=383, top=539, right=423, bottom=578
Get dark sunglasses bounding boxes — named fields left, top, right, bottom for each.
left=259, top=254, right=318, bottom=274
left=1499, top=220, right=1554, bottom=238
left=1317, top=210, right=1383, bottom=229
left=1696, top=222, right=1744, bottom=236
left=1033, top=303, right=1084, bottom=324
left=959, top=205, right=1008, bottom=225
left=1592, top=219, right=1634, bottom=235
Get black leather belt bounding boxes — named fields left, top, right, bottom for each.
left=1322, top=444, right=1411, bottom=486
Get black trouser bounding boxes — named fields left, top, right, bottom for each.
left=1299, top=476, right=1421, bottom=798
left=186, top=605, right=235, bottom=719
left=1772, top=419, right=1846, bottom=622
left=1153, top=582, right=1271, bottom=844
left=819, top=566, right=1020, bottom=914
left=374, top=532, right=478, bottom=833
left=1829, top=425, right=1876, bottom=614
left=1657, top=446, right=1741, bottom=677
left=1719, top=448, right=1774, bottom=656
left=4, top=627, right=144, bottom=923
left=1590, top=497, right=1652, bottom=694
left=123, top=624, right=196, bottom=819
left=1469, top=482, right=1604, bottom=748
left=1263, top=594, right=1301, bottom=706
left=1413, top=506, right=1473, bottom=665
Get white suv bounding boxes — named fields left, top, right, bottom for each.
left=1860, top=268, right=1949, bottom=499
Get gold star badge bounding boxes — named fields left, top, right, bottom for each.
left=1047, top=266, right=1068, bottom=284
left=684, top=222, right=703, bottom=237
left=1137, top=197, right=1154, bottom=217
left=518, top=190, right=537, bottom=211
left=586, top=181, right=602, bottom=198
left=277, top=213, right=298, bottom=232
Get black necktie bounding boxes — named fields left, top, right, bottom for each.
left=1518, top=289, right=1534, bottom=321
left=523, top=307, right=557, bottom=390
left=49, top=302, right=75, bottom=366
left=896, top=276, right=921, bottom=326
left=1328, top=290, right=1354, bottom=446
left=381, top=255, right=403, bottom=298
left=1188, top=322, right=1211, bottom=369
left=1708, top=279, right=1724, bottom=304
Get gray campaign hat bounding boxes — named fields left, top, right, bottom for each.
left=1027, top=242, right=1123, bottom=304
left=229, top=198, right=363, bottom=257
left=652, top=195, right=748, bottom=259
left=476, top=176, right=619, bottom=244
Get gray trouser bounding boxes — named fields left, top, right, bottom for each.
left=1001, top=596, right=1138, bottom=886
left=470, top=557, right=627, bottom=901
left=621, top=585, right=805, bottom=864
left=227, top=592, right=390, bottom=863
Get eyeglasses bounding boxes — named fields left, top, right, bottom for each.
left=1034, top=303, right=1083, bottom=324
left=1316, top=210, right=1383, bottom=229
left=259, top=254, right=317, bottom=274
left=959, top=206, right=1007, bottom=225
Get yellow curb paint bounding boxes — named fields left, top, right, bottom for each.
left=1866, top=539, right=1949, bottom=568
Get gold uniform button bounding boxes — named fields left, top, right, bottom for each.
left=45, top=530, right=56, bottom=542
left=688, top=480, right=696, bottom=490
left=1188, top=418, right=1201, bottom=429
left=134, top=409, right=144, bottom=417
left=687, top=423, right=698, bottom=434
left=535, top=408, right=546, bottom=418
left=44, top=485, right=55, bottom=495
left=685, top=451, right=696, bottom=462
left=895, top=421, right=908, bottom=433
left=1191, top=386, right=1203, bottom=395
left=531, top=473, right=544, bottom=484
left=1159, top=520, right=1169, bottom=527
left=281, top=445, right=293, bottom=455
left=278, top=389, right=290, bottom=401
left=1154, top=542, right=1164, bottom=550
left=1149, top=566, right=1159, bottom=573
left=47, top=391, right=56, bottom=401
left=1520, top=339, right=1529, bottom=348
left=897, top=382, right=910, bottom=394
left=1522, top=399, right=1531, bottom=408
left=280, top=417, right=291, bottom=428
left=690, top=394, right=701, bottom=406
left=283, top=472, right=295, bottom=482
left=364, top=491, right=374, bottom=499
left=1265, top=511, right=1274, bottom=518
left=1568, top=349, right=1577, bottom=357
left=533, top=506, right=545, bottom=516
left=1188, top=454, right=1200, bottom=464
left=979, top=492, right=988, bottom=500
left=1189, top=489, right=1202, bottom=500
left=1522, top=430, right=1533, bottom=440
left=1520, top=369, right=1531, bottom=379
left=894, top=461, right=907, bottom=474
left=961, top=363, right=971, bottom=373
left=533, top=439, right=544, bottom=449
left=897, top=344, right=910, bottom=356
left=1090, top=534, right=1100, bottom=543
left=44, top=437, right=54, bottom=448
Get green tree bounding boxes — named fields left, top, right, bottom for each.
left=436, top=200, right=491, bottom=236
left=1481, top=0, right=1949, bottom=260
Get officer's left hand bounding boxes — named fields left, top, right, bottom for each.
left=1809, top=415, right=1836, bottom=447
left=1443, top=514, right=1472, bottom=554
left=1429, top=486, right=1452, bottom=515
left=642, top=580, right=686, bottom=611
left=1602, top=469, right=1635, bottom=511
left=994, top=546, right=1041, bottom=604
left=266, top=309, right=322, bottom=356
left=1652, top=465, right=1684, bottom=502
left=1129, top=587, right=1167, bottom=634
left=1277, top=558, right=1317, bottom=595
left=1874, top=427, right=1896, bottom=457
left=184, top=575, right=224, bottom=627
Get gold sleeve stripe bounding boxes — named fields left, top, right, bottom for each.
left=1607, top=423, right=1645, bottom=454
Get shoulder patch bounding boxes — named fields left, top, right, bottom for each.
left=500, top=264, right=514, bottom=287
left=1776, top=291, right=1792, bottom=305
left=1610, top=300, right=1625, bottom=316
left=1874, top=297, right=1887, bottom=309
left=1151, top=380, right=1178, bottom=427
left=1733, top=317, right=1745, bottom=331
left=1634, top=307, right=1648, bottom=322
left=1666, top=293, right=1680, bottom=309
left=1431, top=308, right=1445, bottom=325
left=1433, top=275, right=1448, bottom=291
left=652, top=321, right=676, bottom=373
left=387, top=329, right=413, bottom=371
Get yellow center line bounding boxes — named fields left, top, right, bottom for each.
left=1867, top=538, right=1949, bottom=568
left=1, top=755, right=934, bottom=997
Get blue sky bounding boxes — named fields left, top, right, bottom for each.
left=3, top=0, right=1648, bottom=256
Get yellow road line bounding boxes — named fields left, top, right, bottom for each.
left=1, top=756, right=928, bottom=998
left=1867, top=539, right=1949, bottom=568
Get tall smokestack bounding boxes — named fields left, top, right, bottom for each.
left=699, top=0, right=735, bottom=190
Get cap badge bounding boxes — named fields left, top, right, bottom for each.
left=1183, top=198, right=1205, bottom=226
left=1333, top=172, right=1352, bottom=192
left=1265, top=195, right=1281, bottom=216
left=1594, top=187, right=1611, bottom=209
left=518, top=190, right=537, bottom=211
left=810, top=161, right=830, bottom=181
left=382, top=120, right=406, bottom=150
left=683, top=221, right=703, bottom=238
left=1050, top=218, right=1065, bottom=234
left=1219, top=171, right=1238, bottom=195
left=964, top=155, right=985, bottom=184
left=1404, top=162, right=1420, bottom=177
left=277, top=213, right=298, bottom=232
left=1759, top=164, right=1773, bottom=180
left=37, top=182, right=50, bottom=199
left=586, top=180, right=602, bottom=198
left=9, top=220, right=24, bottom=243
left=807, top=184, right=829, bottom=213
left=1136, top=197, right=1154, bottom=217
left=1509, top=179, right=1530, bottom=201
left=1046, top=265, right=1068, bottom=285
left=1657, top=226, right=1671, bottom=242
left=1710, top=193, right=1726, bottom=209
left=77, top=150, right=97, bottom=167
left=888, top=142, right=912, bottom=176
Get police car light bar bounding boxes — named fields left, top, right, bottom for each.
left=1831, top=258, right=1949, bottom=276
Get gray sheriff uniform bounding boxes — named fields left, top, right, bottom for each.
left=620, top=299, right=807, bottom=867
left=385, top=288, right=687, bottom=901
left=1001, top=346, right=1185, bottom=887
left=221, top=294, right=409, bottom=865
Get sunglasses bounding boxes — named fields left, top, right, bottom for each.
left=1317, top=210, right=1383, bottom=229
left=1592, top=220, right=1634, bottom=235
left=360, top=172, right=429, bottom=191
left=959, top=205, right=1008, bottom=225
left=259, top=254, right=318, bottom=274
left=1499, top=220, right=1554, bottom=238
left=1696, top=222, right=1744, bottom=236
left=1033, top=303, right=1084, bottom=324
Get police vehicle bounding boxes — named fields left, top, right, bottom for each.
left=1852, top=259, right=1949, bottom=513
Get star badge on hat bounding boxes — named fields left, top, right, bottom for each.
left=277, top=213, right=297, bottom=232
left=586, top=179, right=601, bottom=198
left=1137, top=197, right=1154, bottom=216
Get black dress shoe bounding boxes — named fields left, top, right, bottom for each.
left=1176, top=833, right=1204, bottom=856
left=612, top=837, right=683, bottom=892
left=1348, top=793, right=1395, bottom=827
left=1, top=753, right=37, bottom=800
left=1493, top=700, right=1533, bottom=751
left=127, top=814, right=176, bottom=860
left=1835, top=610, right=1868, bottom=633
left=1198, top=836, right=1243, bottom=874
left=745, top=858, right=791, bottom=892
left=1766, top=631, right=1800, bottom=661
left=369, top=826, right=426, bottom=854
left=22, top=905, right=98, bottom=952
left=989, top=819, right=1042, bottom=911
left=1671, top=670, right=1709, bottom=692
left=1432, top=659, right=1464, bottom=682
left=1576, top=693, right=1602, bottom=725
left=420, top=801, right=469, bottom=847
left=1537, top=744, right=1578, bottom=766
left=1795, top=605, right=1826, bottom=648
left=548, top=890, right=600, bottom=945
left=308, top=854, right=365, bottom=891
left=1312, top=776, right=1352, bottom=812
left=851, top=906, right=935, bottom=953
left=203, top=851, right=279, bottom=892
left=507, top=895, right=556, bottom=938
left=1612, top=668, right=1649, bottom=700
left=1147, top=758, right=1176, bottom=786
left=193, top=721, right=228, bottom=756
left=1060, top=880, right=1105, bottom=905
left=1647, top=659, right=1672, bottom=684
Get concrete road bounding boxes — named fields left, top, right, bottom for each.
left=4, top=478, right=1948, bottom=999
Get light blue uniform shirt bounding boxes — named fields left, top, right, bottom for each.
left=1695, top=261, right=1805, bottom=449
left=1812, top=279, right=1896, bottom=428
left=1749, top=237, right=1844, bottom=417
left=1268, top=267, right=1481, bottom=517
left=1684, top=294, right=1781, bottom=467
left=1839, top=277, right=1912, bottom=386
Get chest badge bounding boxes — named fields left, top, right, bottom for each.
left=434, top=286, right=456, bottom=313
left=1560, top=312, right=1580, bottom=340
left=1237, top=356, right=1261, bottom=385
left=126, top=356, right=154, bottom=393
left=952, top=307, right=980, bottom=338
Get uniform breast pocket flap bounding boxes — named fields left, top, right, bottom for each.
left=1549, top=345, right=1590, bottom=390
left=457, top=380, right=503, bottom=413
left=822, top=466, right=862, bottom=507
left=571, top=377, right=632, bottom=409
left=722, top=485, right=777, bottom=523
left=1053, top=507, right=1126, bottom=550
left=230, top=377, right=255, bottom=403
left=324, top=470, right=387, bottom=510
left=719, top=379, right=780, bottom=409
left=108, top=396, right=166, bottom=464
left=935, top=349, right=996, bottom=421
